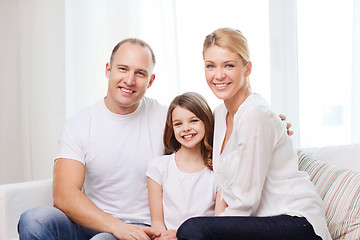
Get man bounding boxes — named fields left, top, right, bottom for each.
left=18, top=39, right=166, bottom=240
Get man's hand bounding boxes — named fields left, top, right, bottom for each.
left=279, top=114, right=294, bottom=136
left=153, top=229, right=177, bottom=240
left=111, top=223, right=161, bottom=240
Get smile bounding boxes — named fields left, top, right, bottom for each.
left=214, top=83, right=230, bottom=88
left=183, top=133, right=196, bottom=140
left=120, top=87, right=134, bottom=94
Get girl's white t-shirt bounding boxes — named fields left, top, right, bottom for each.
left=146, top=153, right=218, bottom=229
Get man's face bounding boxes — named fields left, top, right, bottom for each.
left=105, top=43, right=155, bottom=115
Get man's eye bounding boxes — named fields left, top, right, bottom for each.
left=119, top=67, right=126, bottom=71
left=137, top=72, right=146, bottom=77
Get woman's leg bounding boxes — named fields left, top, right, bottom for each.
left=176, top=215, right=322, bottom=240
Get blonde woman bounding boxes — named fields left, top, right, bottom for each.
left=176, top=28, right=331, bottom=240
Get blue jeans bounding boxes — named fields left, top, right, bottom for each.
left=176, top=215, right=322, bottom=240
left=18, top=206, right=149, bottom=240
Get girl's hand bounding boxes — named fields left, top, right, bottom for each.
left=156, top=229, right=177, bottom=240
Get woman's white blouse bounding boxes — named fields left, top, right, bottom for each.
left=212, top=94, right=331, bottom=240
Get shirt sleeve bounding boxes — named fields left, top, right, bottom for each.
left=222, top=106, right=280, bottom=216
left=146, top=157, right=164, bottom=186
left=55, top=116, right=87, bottom=164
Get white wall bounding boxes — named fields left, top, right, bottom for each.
left=0, top=0, right=65, bottom=184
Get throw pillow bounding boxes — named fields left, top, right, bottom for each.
left=298, top=150, right=360, bottom=240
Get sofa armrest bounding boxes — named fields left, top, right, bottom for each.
left=0, top=178, right=53, bottom=240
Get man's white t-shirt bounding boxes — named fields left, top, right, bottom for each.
left=146, top=153, right=218, bottom=229
left=56, top=97, right=167, bottom=224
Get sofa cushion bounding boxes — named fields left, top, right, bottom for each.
left=297, top=150, right=360, bottom=240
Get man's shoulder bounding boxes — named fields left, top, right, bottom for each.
left=64, top=100, right=103, bottom=126
left=142, top=97, right=168, bottom=111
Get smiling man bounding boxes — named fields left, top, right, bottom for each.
left=18, top=39, right=167, bottom=240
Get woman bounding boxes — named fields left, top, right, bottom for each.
left=176, top=28, right=331, bottom=240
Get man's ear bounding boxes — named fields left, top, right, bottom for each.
left=105, top=62, right=111, bottom=78
left=147, top=74, right=156, bottom=88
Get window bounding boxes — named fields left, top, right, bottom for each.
left=297, top=0, right=353, bottom=147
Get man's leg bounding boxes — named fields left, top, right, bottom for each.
left=90, top=222, right=151, bottom=240
left=176, top=215, right=322, bottom=240
left=18, top=206, right=100, bottom=240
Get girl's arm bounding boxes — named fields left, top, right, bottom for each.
left=148, top=177, right=167, bottom=233
left=214, top=191, right=228, bottom=216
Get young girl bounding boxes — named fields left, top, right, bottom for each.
left=146, top=92, right=220, bottom=239
left=176, top=28, right=331, bottom=240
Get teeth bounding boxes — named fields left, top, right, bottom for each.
left=214, top=83, right=228, bottom=87
left=121, top=87, right=133, bottom=93
left=183, top=134, right=194, bottom=139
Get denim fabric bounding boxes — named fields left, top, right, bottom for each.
left=89, top=223, right=151, bottom=240
left=176, top=215, right=322, bottom=240
left=18, top=206, right=100, bottom=240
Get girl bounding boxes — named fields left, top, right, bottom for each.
left=176, top=28, right=331, bottom=240
left=146, top=92, right=220, bottom=240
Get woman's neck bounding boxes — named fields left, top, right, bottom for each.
left=224, top=87, right=251, bottom=117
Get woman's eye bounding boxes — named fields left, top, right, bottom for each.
left=206, top=64, right=214, bottom=69
left=225, top=64, right=234, bottom=68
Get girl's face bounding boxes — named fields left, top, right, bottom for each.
left=172, top=106, right=205, bottom=150
left=203, top=45, right=251, bottom=102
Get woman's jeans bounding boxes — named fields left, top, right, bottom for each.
left=176, top=215, right=322, bottom=240
left=18, top=206, right=149, bottom=240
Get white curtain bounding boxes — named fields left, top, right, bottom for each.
left=0, top=0, right=65, bottom=184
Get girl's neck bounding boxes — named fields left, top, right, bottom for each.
left=175, top=146, right=206, bottom=173
left=224, top=87, right=251, bottom=117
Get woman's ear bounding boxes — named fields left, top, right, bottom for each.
left=245, top=61, right=252, bottom=77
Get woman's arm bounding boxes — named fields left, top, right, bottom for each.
left=148, top=177, right=167, bottom=233
left=214, top=191, right=228, bottom=216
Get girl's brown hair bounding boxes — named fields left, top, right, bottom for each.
left=163, top=92, right=214, bottom=170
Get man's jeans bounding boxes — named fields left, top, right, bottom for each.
left=18, top=206, right=148, bottom=240
left=176, top=215, right=322, bottom=240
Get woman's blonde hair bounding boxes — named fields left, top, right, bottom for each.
left=163, top=92, right=214, bottom=170
left=203, top=27, right=250, bottom=65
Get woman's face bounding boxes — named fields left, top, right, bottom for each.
left=203, top=45, right=251, bottom=102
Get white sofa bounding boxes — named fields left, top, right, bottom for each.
left=0, top=144, right=359, bottom=240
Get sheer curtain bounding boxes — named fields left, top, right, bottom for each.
left=1, top=0, right=359, bottom=184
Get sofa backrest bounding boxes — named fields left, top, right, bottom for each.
left=300, top=143, right=360, bottom=173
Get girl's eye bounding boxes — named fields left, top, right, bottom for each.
left=173, top=122, right=181, bottom=126
left=191, top=119, right=199, bottom=123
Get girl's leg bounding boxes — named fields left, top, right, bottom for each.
left=176, top=215, right=322, bottom=240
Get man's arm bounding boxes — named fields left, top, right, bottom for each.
left=53, top=158, right=159, bottom=240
